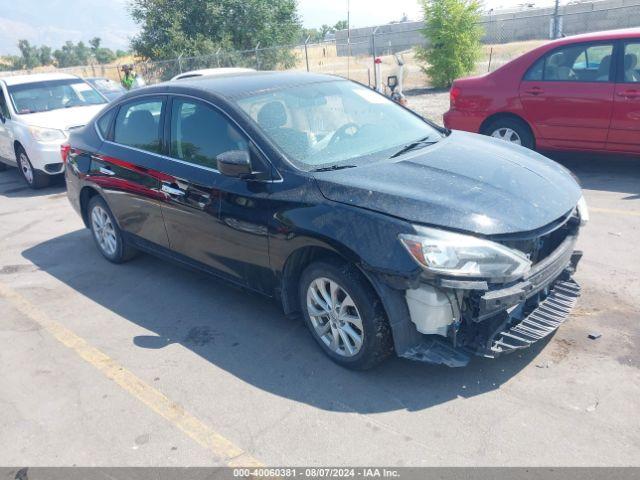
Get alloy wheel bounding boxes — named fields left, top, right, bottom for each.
left=19, top=153, right=34, bottom=185
left=491, top=127, right=522, bottom=145
left=91, top=205, right=118, bottom=257
left=306, top=277, right=364, bottom=357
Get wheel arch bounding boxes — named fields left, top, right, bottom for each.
left=479, top=112, right=536, bottom=146
left=13, top=140, right=24, bottom=158
left=79, top=186, right=101, bottom=228
left=279, top=244, right=414, bottom=354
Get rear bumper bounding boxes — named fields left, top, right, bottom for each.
left=443, top=109, right=484, bottom=133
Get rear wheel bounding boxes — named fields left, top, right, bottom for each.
left=483, top=117, right=534, bottom=150
left=88, top=195, right=137, bottom=263
left=17, top=146, right=50, bottom=189
left=299, top=259, right=393, bottom=370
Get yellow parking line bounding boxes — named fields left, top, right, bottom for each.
left=0, top=281, right=262, bottom=467
left=591, top=207, right=640, bottom=217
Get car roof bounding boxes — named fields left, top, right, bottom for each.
left=0, top=72, right=80, bottom=86
left=544, top=27, right=640, bottom=48
left=160, top=70, right=344, bottom=98
left=173, top=68, right=256, bottom=80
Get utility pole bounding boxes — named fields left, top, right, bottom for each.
left=347, top=0, right=351, bottom=79
left=553, top=0, right=560, bottom=39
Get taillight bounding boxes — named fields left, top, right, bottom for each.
left=61, top=143, right=71, bottom=163
left=450, top=86, right=461, bottom=109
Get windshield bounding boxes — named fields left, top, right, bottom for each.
left=8, top=78, right=107, bottom=114
left=237, top=80, right=442, bottom=169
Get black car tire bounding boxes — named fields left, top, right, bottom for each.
left=16, top=146, right=50, bottom=189
left=483, top=117, right=535, bottom=150
left=87, top=195, right=138, bottom=263
left=299, top=259, right=394, bottom=370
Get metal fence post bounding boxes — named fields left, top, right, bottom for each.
left=304, top=35, right=310, bottom=72
left=255, top=42, right=261, bottom=70
left=371, top=26, right=379, bottom=88
left=177, top=53, right=183, bottom=74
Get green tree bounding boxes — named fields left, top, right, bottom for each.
left=320, top=24, right=334, bottom=39
left=89, top=37, right=102, bottom=52
left=53, top=41, right=80, bottom=67
left=95, top=47, right=116, bottom=64
left=38, top=45, right=53, bottom=66
left=16, top=39, right=41, bottom=69
left=333, top=20, right=348, bottom=31
left=74, top=41, right=91, bottom=65
left=415, top=0, right=483, bottom=87
left=129, top=0, right=301, bottom=70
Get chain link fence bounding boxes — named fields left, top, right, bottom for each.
left=3, top=0, right=640, bottom=92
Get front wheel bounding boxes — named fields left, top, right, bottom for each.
left=299, top=259, right=393, bottom=370
left=17, top=147, right=50, bottom=189
left=483, top=117, right=535, bottom=150
left=88, top=196, right=137, bottom=263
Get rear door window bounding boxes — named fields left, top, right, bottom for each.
left=113, top=98, right=164, bottom=154
left=541, top=43, right=614, bottom=82
left=621, top=42, right=640, bottom=83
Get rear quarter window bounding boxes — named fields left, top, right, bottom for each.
left=96, top=109, right=115, bottom=139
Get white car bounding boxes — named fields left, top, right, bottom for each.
left=0, top=72, right=108, bottom=188
left=170, top=68, right=256, bottom=81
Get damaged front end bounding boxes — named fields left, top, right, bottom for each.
left=395, top=206, right=585, bottom=367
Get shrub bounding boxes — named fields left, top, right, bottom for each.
left=416, top=0, right=484, bottom=88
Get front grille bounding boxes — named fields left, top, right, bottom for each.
left=489, top=279, right=580, bottom=355
left=498, top=213, right=578, bottom=265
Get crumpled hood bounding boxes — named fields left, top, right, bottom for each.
left=18, top=104, right=105, bottom=130
left=314, top=131, right=581, bottom=236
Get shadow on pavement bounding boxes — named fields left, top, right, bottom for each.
left=22, top=229, right=550, bottom=414
left=0, top=168, right=65, bottom=199
left=546, top=152, right=640, bottom=199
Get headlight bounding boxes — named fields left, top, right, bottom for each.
left=399, top=226, right=531, bottom=282
left=29, top=125, right=67, bottom=143
left=576, top=195, right=589, bottom=226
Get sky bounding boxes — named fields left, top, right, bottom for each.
left=297, top=0, right=567, bottom=28
left=0, top=0, right=570, bottom=55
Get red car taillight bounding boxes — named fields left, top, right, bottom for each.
left=450, top=86, right=461, bottom=109
left=60, top=143, right=71, bottom=164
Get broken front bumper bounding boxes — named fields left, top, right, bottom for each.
left=398, top=236, right=583, bottom=367
left=486, top=278, right=580, bottom=357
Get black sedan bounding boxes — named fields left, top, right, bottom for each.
left=63, top=71, right=587, bottom=369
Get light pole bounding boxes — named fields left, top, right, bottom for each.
left=553, top=0, right=560, bottom=39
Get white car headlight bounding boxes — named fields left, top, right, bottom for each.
left=399, top=226, right=532, bottom=282
left=29, top=125, right=67, bottom=143
left=576, top=195, right=589, bottom=226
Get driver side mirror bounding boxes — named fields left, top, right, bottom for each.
left=216, top=150, right=252, bottom=178
left=387, top=75, right=398, bottom=90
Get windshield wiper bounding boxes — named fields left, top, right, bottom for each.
left=390, top=136, right=438, bottom=159
left=310, top=164, right=357, bottom=172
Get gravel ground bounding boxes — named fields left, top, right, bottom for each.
left=405, top=89, right=450, bottom=126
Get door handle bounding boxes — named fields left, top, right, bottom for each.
left=161, top=183, right=185, bottom=196
left=99, top=166, right=115, bottom=176
left=524, top=87, right=544, bottom=96
left=617, top=90, right=640, bottom=98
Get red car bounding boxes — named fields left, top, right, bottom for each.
left=444, top=28, right=640, bottom=155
